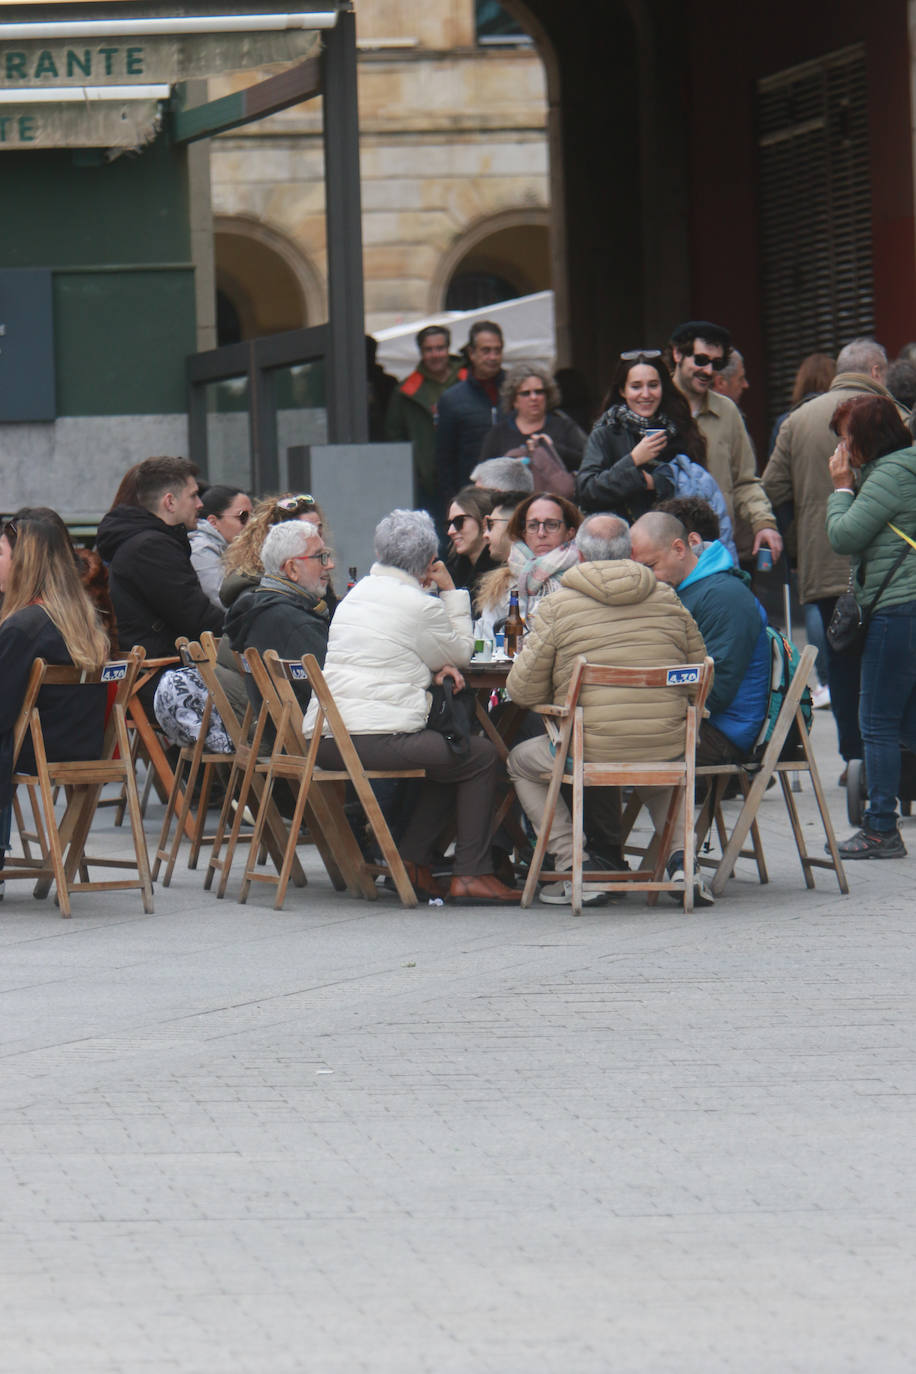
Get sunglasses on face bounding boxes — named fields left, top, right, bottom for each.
left=525, top=518, right=564, bottom=534
left=276, top=493, right=317, bottom=512
left=620, top=348, right=662, bottom=362
left=231, top=508, right=251, bottom=524
left=517, top=387, right=546, bottom=398
left=447, top=514, right=474, bottom=532
left=689, top=352, right=727, bottom=372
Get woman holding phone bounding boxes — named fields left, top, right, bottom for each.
left=577, top=350, right=734, bottom=556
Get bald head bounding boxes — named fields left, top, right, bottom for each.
left=630, top=511, right=696, bottom=587
left=575, top=513, right=631, bottom=562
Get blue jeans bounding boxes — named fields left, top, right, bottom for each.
left=859, top=601, right=916, bottom=832
left=817, top=597, right=864, bottom=761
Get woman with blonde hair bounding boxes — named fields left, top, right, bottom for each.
left=0, top=509, right=110, bottom=896
left=220, top=492, right=331, bottom=608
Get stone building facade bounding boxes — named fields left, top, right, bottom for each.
left=208, top=0, right=550, bottom=343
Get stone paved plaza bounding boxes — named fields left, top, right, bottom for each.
left=1, top=714, right=915, bottom=1373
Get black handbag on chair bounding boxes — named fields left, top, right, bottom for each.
left=426, top=678, right=477, bottom=758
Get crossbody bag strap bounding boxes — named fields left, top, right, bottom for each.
left=863, top=524, right=915, bottom=619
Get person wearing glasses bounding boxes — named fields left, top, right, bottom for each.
left=189, top=485, right=253, bottom=610
left=478, top=363, right=587, bottom=477
left=224, top=520, right=334, bottom=712
left=577, top=350, right=736, bottom=558
left=218, top=493, right=331, bottom=610
left=444, top=486, right=499, bottom=599
left=669, top=320, right=782, bottom=563
left=476, top=492, right=582, bottom=629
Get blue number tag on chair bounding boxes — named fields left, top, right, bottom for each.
left=667, top=667, right=699, bottom=687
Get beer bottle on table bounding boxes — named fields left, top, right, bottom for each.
left=505, top=588, right=526, bottom=658
left=347, top=566, right=358, bottom=590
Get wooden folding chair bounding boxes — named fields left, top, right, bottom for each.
left=4, top=650, right=154, bottom=917
left=151, top=639, right=238, bottom=886
left=521, top=656, right=714, bottom=915
left=184, top=633, right=305, bottom=900
left=693, top=645, right=848, bottom=897
left=237, top=649, right=423, bottom=908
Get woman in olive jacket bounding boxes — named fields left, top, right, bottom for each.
left=826, top=395, right=916, bottom=858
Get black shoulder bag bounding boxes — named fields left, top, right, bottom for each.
left=827, top=533, right=912, bottom=655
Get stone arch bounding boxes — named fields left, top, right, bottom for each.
left=213, top=215, right=325, bottom=342
left=430, top=208, right=551, bottom=314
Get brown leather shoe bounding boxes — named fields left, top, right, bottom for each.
left=448, top=873, right=522, bottom=905
left=402, top=860, right=448, bottom=901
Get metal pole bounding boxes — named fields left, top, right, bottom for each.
left=322, top=5, right=368, bottom=443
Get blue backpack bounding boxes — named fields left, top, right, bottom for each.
left=752, top=627, right=813, bottom=759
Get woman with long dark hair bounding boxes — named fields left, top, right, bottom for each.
left=0, top=509, right=110, bottom=896
left=577, top=350, right=735, bottom=557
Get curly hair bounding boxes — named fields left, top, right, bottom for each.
left=221, top=492, right=326, bottom=579
left=501, top=362, right=561, bottom=412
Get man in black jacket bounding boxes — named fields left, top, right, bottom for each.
left=435, top=320, right=505, bottom=526
left=96, top=456, right=225, bottom=710
left=225, top=518, right=333, bottom=712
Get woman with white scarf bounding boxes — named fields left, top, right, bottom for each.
left=474, top=491, right=582, bottom=640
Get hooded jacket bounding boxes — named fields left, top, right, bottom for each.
left=96, top=505, right=224, bottom=659
left=188, top=520, right=228, bottom=610
left=225, top=577, right=331, bottom=710
left=506, top=559, right=708, bottom=762
left=675, top=540, right=769, bottom=752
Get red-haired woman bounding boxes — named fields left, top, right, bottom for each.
left=826, top=394, right=916, bottom=858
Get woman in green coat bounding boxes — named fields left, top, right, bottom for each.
left=826, top=395, right=916, bottom=858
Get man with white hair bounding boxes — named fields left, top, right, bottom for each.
left=470, top=456, right=534, bottom=493
left=712, top=347, right=750, bottom=409
left=225, top=519, right=334, bottom=709
left=763, top=337, right=902, bottom=775
left=506, top=513, right=708, bottom=906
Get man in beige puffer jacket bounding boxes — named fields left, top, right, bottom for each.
left=507, top=514, right=708, bottom=903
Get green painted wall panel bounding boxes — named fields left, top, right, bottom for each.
left=54, top=269, right=195, bottom=415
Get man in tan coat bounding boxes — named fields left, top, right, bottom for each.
left=506, top=514, right=708, bottom=906
left=762, top=337, right=900, bottom=768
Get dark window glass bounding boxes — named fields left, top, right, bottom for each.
left=445, top=272, right=521, bottom=312
left=475, top=1, right=529, bottom=44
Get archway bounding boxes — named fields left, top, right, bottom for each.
left=213, top=216, right=325, bottom=345
left=432, top=209, right=551, bottom=313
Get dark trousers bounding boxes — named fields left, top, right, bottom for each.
left=816, top=597, right=864, bottom=761
left=317, top=730, right=500, bottom=876
left=697, top=720, right=748, bottom=767
left=859, top=603, right=916, bottom=831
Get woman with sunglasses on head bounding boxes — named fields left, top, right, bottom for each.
left=576, top=350, right=735, bottom=556
left=479, top=363, right=587, bottom=473
left=444, top=486, right=499, bottom=599
left=188, top=485, right=253, bottom=610
left=0, top=510, right=110, bottom=897
left=219, top=492, right=334, bottom=611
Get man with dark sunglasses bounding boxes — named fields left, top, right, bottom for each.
left=670, top=320, right=782, bottom=564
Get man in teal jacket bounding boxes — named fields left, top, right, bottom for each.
left=631, top=510, right=770, bottom=763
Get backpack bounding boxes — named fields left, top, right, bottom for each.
left=752, top=627, right=813, bottom=759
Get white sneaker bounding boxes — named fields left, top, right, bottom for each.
left=812, top=683, right=831, bottom=709
left=538, top=879, right=608, bottom=907
left=667, top=867, right=715, bottom=908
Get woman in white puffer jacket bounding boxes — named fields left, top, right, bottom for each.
left=305, top=509, right=520, bottom=905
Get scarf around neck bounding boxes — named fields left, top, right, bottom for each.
left=507, top=539, right=581, bottom=610
left=258, top=573, right=329, bottom=618
left=606, top=402, right=678, bottom=441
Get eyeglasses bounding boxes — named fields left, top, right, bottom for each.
left=276, top=494, right=316, bottom=512
left=484, top=516, right=510, bottom=532
left=689, top=351, right=727, bottom=372
left=621, top=349, right=662, bottom=361
left=525, top=518, right=564, bottom=534
left=447, top=514, right=472, bottom=532
left=293, top=550, right=333, bottom=566
left=517, top=387, right=546, bottom=398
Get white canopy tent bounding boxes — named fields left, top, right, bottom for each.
left=372, top=290, right=556, bottom=381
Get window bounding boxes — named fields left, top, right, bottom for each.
left=758, top=45, right=873, bottom=423
left=475, top=1, right=531, bottom=47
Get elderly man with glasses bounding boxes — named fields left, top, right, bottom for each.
left=225, top=519, right=335, bottom=711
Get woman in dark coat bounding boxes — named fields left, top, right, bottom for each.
left=0, top=510, right=110, bottom=895
left=480, top=363, right=587, bottom=472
